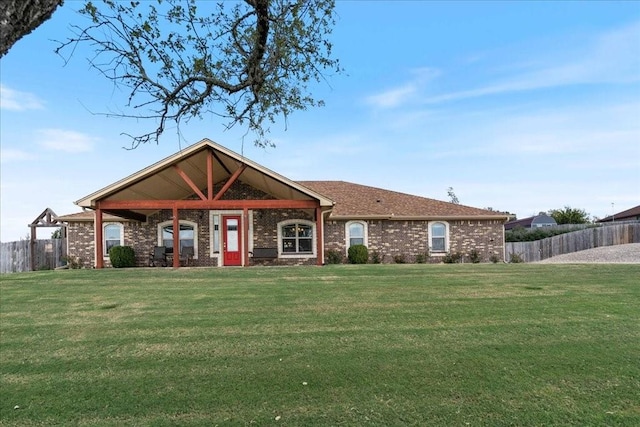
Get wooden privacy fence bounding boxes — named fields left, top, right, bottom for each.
left=505, top=223, right=640, bottom=263
left=0, top=239, right=67, bottom=274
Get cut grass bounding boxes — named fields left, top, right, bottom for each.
left=1, top=264, right=639, bottom=426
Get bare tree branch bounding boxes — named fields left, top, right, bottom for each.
left=54, top=0, right=341, bottom=148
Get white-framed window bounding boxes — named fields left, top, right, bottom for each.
left=103, top=223, right=123, bottom=258
left=429, top=221, right=449, bottom=254
left=346, top=220, right=368, bottom=249
left=278, top=219, right=315, bottom=257
left=158, top=220, right=198, bottom=259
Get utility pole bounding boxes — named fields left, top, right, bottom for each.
left=611, top=202, right=615, bottom=223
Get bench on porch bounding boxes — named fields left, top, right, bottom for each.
left=250, top=247, right=278, bottom=263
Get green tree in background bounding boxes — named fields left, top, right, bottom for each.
left=548, top=206, right=591, bottom=224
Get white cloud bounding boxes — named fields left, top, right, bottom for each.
left=364, top=22, right=640, bottom=108
left=365, top=83, right=418, bottom=109
left=0, top=148, right=34, bottom=163
left=365, top=67, right=441, bottom=109
left=426, top=21, right=640, bottom=104
left=37, top=129, right=97, bottom=152
left=0, top=84, right=45, bottom=111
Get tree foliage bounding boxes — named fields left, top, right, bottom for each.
left=548, top=206, right=590, bottom=225
left=0, top=0, right=64, bottom=58
left=55, top=0, right=341, bottom=148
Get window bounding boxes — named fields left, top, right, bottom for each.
left=212, top=215, right=220, bottom=253
left=346, top=221, right=367, bottom=248
left=104, top=223, right=123, bottom=257
left=429, top=221, right=449, bottom=253
left=158, top=221, right=198, bottom=258
left=278, top=220, right=315, bottom=255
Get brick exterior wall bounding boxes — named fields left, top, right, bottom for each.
left=66, top=180, right=505, bottom=267
left=324, top=219, right=505, bottom=264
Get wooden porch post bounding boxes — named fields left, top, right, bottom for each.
left=243, top=207, right=249, bottom=267
left=316, top=206, right=323, bottom=266
left=172, top=206, right=180, bottom=268
left=95, top=207, right=104, bottom=269
left=29, top=226, right=36, bottom=272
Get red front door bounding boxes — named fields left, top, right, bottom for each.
left=223, top=215, right=242, bottom=266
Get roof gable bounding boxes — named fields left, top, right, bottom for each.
left=75, top=139, right=334, bottom=216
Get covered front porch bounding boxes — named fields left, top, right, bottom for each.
left=76, top=139, right=334, bottom=268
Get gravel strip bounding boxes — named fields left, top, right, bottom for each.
left=536, top=243, right=640, bottom=264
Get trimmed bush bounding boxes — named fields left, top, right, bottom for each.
left=393, top=254, right=407, bottom=264
left=347, top=244, right=368, bottom=264
left=509, top=252, right=524, bottom=263
left=442, top=252, right=462, bottom=264
left=109, top=246, right=136, bottom=268
left=325, top=249, right=343, bottom=265
left=489, top=254, right=500, bottom=264
left=415, top=253, right=428, bottom=264
left=469, top=249, right=482, bottom=264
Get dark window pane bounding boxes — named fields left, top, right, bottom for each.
left=282, top=239, right=296, bottom=252
left=298, top=225, right=312, bottom=238
left=298, top=239, right=312, bottom=252
left=283, top=225, right=296, bottom=238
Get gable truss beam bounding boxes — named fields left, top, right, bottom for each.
left=213, top=164, right=247, bottom=201
left=173, top=165, right=207, bottom=201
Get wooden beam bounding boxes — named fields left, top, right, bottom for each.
left=173, top=164, right=207, bottom=201
left=95, top=208, right=104, bottom=269
left=207, top=150, right=214, bottom=200
left=102, top=209, right=146, bottom=222
left=98, top=199, right=319, bottom=210
left=172, top=206, right=180, bottom=268
left=316, top=207, right=323, bottom=266
left=213, top=164, right=247, bottom=201
left=29, top=226, right=36, bottom=272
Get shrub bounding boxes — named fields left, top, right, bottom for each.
left=415, top=253, right=428, bottom=264
left=325, top=249, right=343, bottom=265
left=62, top=255, right=82, bottom=269
left=109, top=246, right=136, bottom=268
left=489, top=253, right=500, bottom=264
left=393, top=254, right=406, bottom=264
left=347, top=244, right=368, bottom=264
left=370, top=251, right=382, bottom=264
left=509, top=252, right=524, bottom=263
left=469, top=249, right=482, bottom=264
left=442, top=252, right=462, bottom=264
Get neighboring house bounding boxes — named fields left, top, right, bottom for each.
left=504, top=213, right=557, bottom=231
left=597, top=205, right=640, bottom=223
left=56, top=139, right=509, bottom=268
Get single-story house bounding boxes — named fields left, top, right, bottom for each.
left=504, top=213, right=557, bottom=231
left=596, top=205, right=640, bottom=223
left=57, top=139, right=509, bottom=268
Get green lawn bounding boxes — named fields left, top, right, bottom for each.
left=1, top=264, right=639, bottom=426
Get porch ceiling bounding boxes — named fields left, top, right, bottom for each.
left=76, top=139, right=333, bottom=219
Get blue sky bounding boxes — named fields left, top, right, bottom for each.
left=1, top=1, right=639, bottom=242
